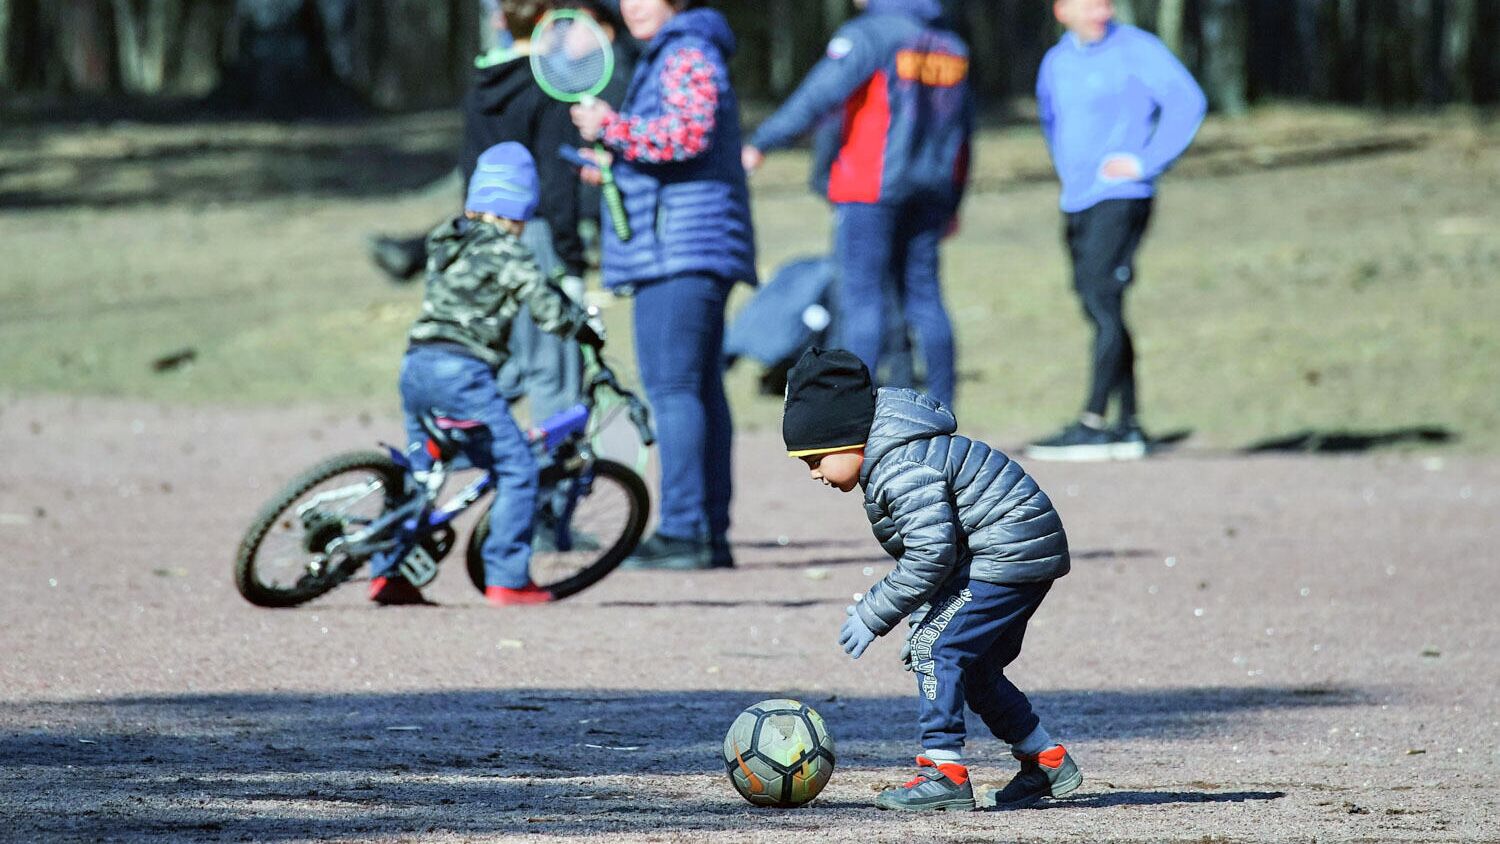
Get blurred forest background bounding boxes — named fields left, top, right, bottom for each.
left=2, top=1, right=1497, bottom=450
left=3, top=0, right=1499, bottom=115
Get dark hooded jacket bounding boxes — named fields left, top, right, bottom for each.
left=460, top=55, right=586, bottom=277
left=854, top=389, right=1070, bottom=636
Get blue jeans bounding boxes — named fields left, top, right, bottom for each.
left=909, top=576, right=1052, bottom=753
left=834, top=200, right=957, bottom=408
left=631, top=274, right=733, bottom=541
left=377, top=344, right=538, bottom=589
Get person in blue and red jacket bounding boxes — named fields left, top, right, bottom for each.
left=743, top=0, right=974, bottom=411
left=571, top=0, right=755, bottom=571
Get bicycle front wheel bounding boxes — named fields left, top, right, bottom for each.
left=235, top=451, right=405, bottom=608
left=466, top=458, right=648, bottom=600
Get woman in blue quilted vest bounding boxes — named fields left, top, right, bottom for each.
left=572, top=0, right=756, bottom=570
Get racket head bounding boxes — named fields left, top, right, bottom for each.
left=529, top=9, right=614, bottom=103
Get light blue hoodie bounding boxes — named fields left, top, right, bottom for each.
left=1037, top=23, right=1207, bottom=213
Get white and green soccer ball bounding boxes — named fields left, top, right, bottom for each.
left=722, top=698, right=836, bottom=808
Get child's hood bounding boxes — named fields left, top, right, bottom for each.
left=860, top=388, right=957, bottom=480
left=470, top=55, right=540, bottom=118
left=424, top=216, right=495, bottom=274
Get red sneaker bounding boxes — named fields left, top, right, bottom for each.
left=369, top=575, right=428, bottom=605
left=485, top=583, right=553, bottom=606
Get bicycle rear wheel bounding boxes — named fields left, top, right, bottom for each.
left=467, top=458, right=648, bottom=600
left=235, top=451, right=405, bottom=608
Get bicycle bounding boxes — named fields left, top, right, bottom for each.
left=234, top=350, right=653, bottom=607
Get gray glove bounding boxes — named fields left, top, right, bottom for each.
left=838, top=605, right=877, bottom=659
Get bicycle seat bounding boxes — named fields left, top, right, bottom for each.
left=419, top=412, right=489, bottom=461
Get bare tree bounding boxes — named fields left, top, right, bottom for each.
left=1442, top=0, right=1477, bottom=103
left=0, top=0, right=12, bottom=89
left=1198, top=0, right=1247, bottom=115
left=111, top=0, right=183, bottom=94
left=1157, top=0, right=1186, bottom=56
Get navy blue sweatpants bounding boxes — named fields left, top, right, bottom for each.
left=908, top=577, right=1052, bottom=753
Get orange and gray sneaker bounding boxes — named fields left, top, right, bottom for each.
left=984, top=745, right=1083, bottom=810
left=485, top=583, right=553, bottom=606
left=874, top=756, right=976, bottom=811
left=368, top=575, right=428, bottom=606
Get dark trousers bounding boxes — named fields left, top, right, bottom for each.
left=910, top=577, right=1052, bottom=753
left=834, top=200, right=957, bottom=408
left=1065, top=198, right=1153, bottom=420
left=632, top=274, right=733, bottom=541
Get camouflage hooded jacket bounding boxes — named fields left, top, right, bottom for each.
left=408, top=216, right=588, bottom=369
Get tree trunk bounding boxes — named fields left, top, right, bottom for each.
left=1443, top=0, right=1476, bottom=103
left=822, top=0, right=849, bottom=40
left=1199, top=0, right=1248, bottom=115
left=1290, top=0, right=1324, bottom=99
left=112, top=0, right=184, bottom=94
left=54, top=0, right=115, bottom=93
left=174, top=0, right=226, bottom=95
left=1157, top=0, right=1186, bottom=56
left=0, top=0, right=12, bottom=89
left=768, top=0, right=795, bottom=95
left=963, top=0, right=1004, bottom=94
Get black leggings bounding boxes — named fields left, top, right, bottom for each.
left=1065, top=198, right=1153, bottom=420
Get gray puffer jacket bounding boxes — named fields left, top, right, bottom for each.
left=854, top=389, right=1070, bottom=636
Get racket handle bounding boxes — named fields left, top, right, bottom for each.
left=593, top=141, right=633, bottom=242
left=602, top=179, right=632, bottom=243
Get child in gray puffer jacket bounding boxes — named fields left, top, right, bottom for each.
left=782, top=347, right=1080, bottom=812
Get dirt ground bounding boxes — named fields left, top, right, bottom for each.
left=1, top=393, right=1496, bottom=843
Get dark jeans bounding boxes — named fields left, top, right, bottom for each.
left=909, top=577, right=1052, bottom=753
left=834, top=200, right=957, bottom=408
left=382, top=345, right=538, bottom=589
left=1065, top=198, right=1153, bottom=421
left=632, top=274, right=733, bottom=541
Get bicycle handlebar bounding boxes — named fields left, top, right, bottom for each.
left=583, top=347, right=656, bottom=447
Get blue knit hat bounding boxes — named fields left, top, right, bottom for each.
left=466, top=142, right=540, bottom=221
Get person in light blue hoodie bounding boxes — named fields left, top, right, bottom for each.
left=1026, top=0, right=1206, bottom=463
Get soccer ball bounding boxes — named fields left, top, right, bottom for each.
left=722, top=698, right=836, bottom=808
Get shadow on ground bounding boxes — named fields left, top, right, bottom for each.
left=0, top=107, right=461, bottom=209
left=1244, top=427, right=1455, bottom=454
left=0, top=684, right=1368, bottom=839
left=1040, top=789, right=1287, bottom=810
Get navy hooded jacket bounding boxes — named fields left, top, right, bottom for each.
left=750, top=0, right=974, bottom=209
left=855, top=389, right=1070, bottom=636
left=597, top=8, right=757, bottom=290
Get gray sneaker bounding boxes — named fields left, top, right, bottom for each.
left=874, top=756, right=976, bottom=812
left=983, top=745, right=1082, bottom=810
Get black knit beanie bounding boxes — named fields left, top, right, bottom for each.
left=782, top=347, right=876, bottom=457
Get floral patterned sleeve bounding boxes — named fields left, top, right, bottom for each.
left=601, top=46, right=718, bottom=163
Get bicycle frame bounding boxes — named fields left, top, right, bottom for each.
left=342, top=349, right=652, bottom=581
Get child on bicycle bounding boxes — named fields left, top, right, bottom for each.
left=783, top=347, right=1079, bottom=811
left=370, top=141, right=606, bottom=607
